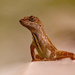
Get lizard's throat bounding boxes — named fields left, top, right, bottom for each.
left=32, top=33, right=39, bottom=41
left=32, top=31, right=45, bottom=42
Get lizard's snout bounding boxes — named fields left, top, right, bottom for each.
left=19, top=19, right=24, bottom=26
left=19, top=19, right=24, bottom=23
left=19, top=19, right=27, bottom=27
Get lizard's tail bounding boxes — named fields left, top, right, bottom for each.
left=56, top=50, right=75, bottom=60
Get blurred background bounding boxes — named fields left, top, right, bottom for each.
left=0, top=0, right=75, bottom=68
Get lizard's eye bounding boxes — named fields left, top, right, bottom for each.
left=29, top=16, right=34, bottom=22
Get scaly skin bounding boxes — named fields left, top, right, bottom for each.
left=19, top=15, right=75, bottom=61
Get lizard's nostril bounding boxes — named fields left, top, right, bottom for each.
left=19, top=20, right=23, bottom=25
left=19, top=20, right=22, bottom=23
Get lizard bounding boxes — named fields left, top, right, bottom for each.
left=19, top=15, right=75, bottom=61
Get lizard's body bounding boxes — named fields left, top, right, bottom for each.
left=20, top=16, right=75, bottom=61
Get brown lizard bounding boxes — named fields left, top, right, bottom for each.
left=19, top=15, right=75, bottom=61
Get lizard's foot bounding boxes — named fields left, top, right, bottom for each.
left=42, top=58, right=56, bottom=61
left=34, top=55, right=56, bottom=61
left=32, top=58, right=56, bottom=61
left=31, top=54, right=43, bottom=61
left=32, top=59, right=43, bottom=62
left=35, top=54, right=42, bottom=59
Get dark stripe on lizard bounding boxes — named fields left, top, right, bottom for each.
left=32, top=33, right=39, bottom=47
left=32, top=33, right=43, bottom=56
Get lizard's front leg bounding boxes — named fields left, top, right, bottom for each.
left=30, top=43, right=43, bottom=61
left=30, top=44, right=35, bottom=60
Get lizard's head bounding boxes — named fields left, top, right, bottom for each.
left=19, top=15, right=43, bottom=31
